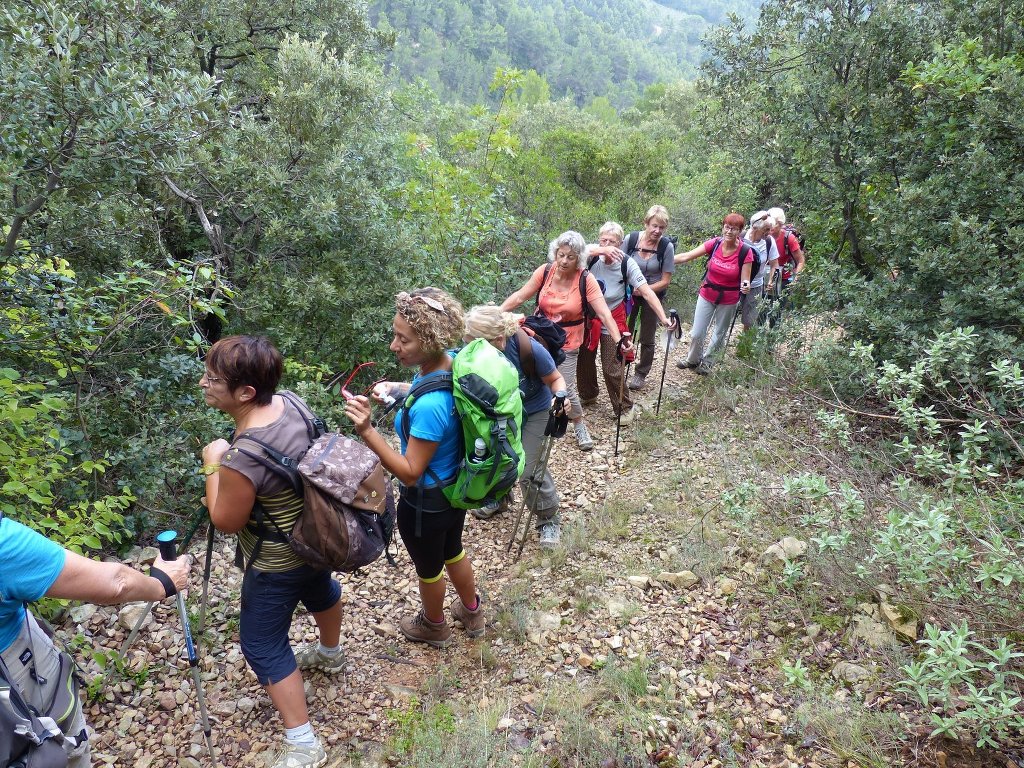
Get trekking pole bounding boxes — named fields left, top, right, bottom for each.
left=655, top=310, right=682, bottom=416
left=613, top=333, right=633, bottom=458
left=508, top=392, right=567, bottom=561
left=726, top=293, right=748, bottom=348
left=117, top=506, right=210, bottom=662
left=156, top=530, right=218, bottom=767
left=197, top=519, right=216, bottom=640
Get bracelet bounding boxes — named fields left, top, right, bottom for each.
left=201, top=463, right=220, bottom=476
left=150, top=566, right=177, bottom=598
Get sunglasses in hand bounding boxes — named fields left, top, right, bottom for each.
left=326, top=362, right=385, bottom=401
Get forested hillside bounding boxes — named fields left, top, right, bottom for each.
left=369, top=0, right=761, bottom=106
left=2, top=0, right=1022, bottom=763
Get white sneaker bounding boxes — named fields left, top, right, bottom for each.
left=471, top=499, right=503, bottom=520
left=538, top=522, right=561, bottom=548
left=617, top=405, right=636, bottom=427
left=574, top=422, right=594, bottom=452
left=267, top=738, right=327, bottom=768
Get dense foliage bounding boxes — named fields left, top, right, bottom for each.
left=369, top=0, right=761, bottom=107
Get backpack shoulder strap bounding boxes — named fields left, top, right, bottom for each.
left=277, top=391, right=326, bottom=439
left=656, top=235, right=670, bottom=272
left=620, top=257, right=629, bottom=285
left=624, top=231, right=639, bottom=255
left=535, top=264, right=553, bottom=307
left=398, top=373, right=454, bottom=443
left=515, top=328, right=536, bottom=382
left=579, top=269, right=591, bottom=318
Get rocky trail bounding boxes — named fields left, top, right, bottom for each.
left=60, top=335, right=1015, bottom=768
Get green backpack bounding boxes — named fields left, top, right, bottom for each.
left=399, top=338, right=525, bottom=510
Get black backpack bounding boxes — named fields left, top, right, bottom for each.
left=781, top=224, right=806, bottom=256
left=623, top=231, right=676, bottom=274
left=520, top=314, right=566, bottom=368
left=702, top=237, right=757, bottom=305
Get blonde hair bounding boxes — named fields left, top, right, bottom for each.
left=644, top=205, right=670, bottom=227
left=464, top=305, right=520, bottom=343
left=598, top=221, right=625, bottom=243
left=395, top=287, right=464, bottom=355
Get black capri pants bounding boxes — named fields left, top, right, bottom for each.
left=397, top=488, right=468, bottom=581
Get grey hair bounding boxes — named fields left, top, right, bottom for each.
left=750, top=210, right=773, bottom=230
left=598, top=221, right=625, bottom=243
left=767, top=206, right=786, bottom=225
left=547, top=231, right=588, bottom=270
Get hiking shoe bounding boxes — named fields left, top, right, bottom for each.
left=538, top=522, right=561, bottom=549
left=695, top=361, right=713, bottom=376
left=676, top=360, right=698, bottom=370
left=400, top=609, right=452, bottom=649
left=617, top=405, right=636, bottom=427
left=627, top=374, right=646, bottom=390
left=574, top=422, right=594, bottom=452
left=294, top=643, right=346, bottom=674
left=471, top=498, right=504, bottom=520
left=450, top=594, right=486, bottom=638
left=266, top=738, right=327, bottom=768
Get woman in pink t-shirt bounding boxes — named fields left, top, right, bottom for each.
left=673, top=212, right=754, bottom=374
left=501, top=231, right=631, bottom=452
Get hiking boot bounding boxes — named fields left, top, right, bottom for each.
left=400, top=609, right=452, bottom=649
left=450, top=594, right=486, bottom=638
left=676, top=360, right=698, bottom=370
left=574, top=422, right=594, bottom=452
left=471, top=498, right=504, bottom=520
left=538, top=522, right=561, bottom=549
left=294, top=643, right=346, bottom=674
left=627, top=374, right=646, bottom=390
left=266, top=738, right=327, bottom=768
left=617, top=405, right=636, bottom=427
left=696, top=361, right=713, bottom=376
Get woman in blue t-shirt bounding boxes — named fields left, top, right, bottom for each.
left=344, top=287, right=483, bottom=648
left=463, top=305, right=568, bottom=549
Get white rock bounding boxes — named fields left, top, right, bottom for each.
left=657, top=571, right=700, bottom=589
left=117, top=603, right=152, bottom=631
left=627, top=575, right=651, bottom=590
left=718, top=577, right=739, bottom=595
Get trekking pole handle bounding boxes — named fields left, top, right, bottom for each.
left=669, top=309, right=682, bottom=339
left=156, top=530, right=179, bottom=562
left=553, top=390, right=566, bottom=409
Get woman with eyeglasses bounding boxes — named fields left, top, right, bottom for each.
left=199, top=335, right=342, bottom=768
left=579, top=221, right=677, bottom=424
left=673, top=212, right=755, bottom=374
left=500, top=231, right=631, bottom=452
left=740, top=211, right=780, bottom=331
left=343, top=288, right=485, bottom=649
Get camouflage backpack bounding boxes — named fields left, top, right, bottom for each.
left=234, top=392, right=396, bottom=572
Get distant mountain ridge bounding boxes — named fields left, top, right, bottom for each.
left=369, top=0, right=761, bottom=107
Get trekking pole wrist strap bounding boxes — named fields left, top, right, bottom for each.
left=150, top=566, right=177, bottom=598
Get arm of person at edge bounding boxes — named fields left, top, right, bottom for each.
left=500, top=267, right=544, bottom=312
left=342, top=396, right=440, bottom=487
left=202, top=438, right=257, bottom=535
left=371, top=381, right=411, bottom=403
left=46, top=548, right=190, bottom=604
left=791, top=240, right=806, bottom=277
left=586, top=244, right=625, bottom=264
left=740, top=260, right=754, bottom=294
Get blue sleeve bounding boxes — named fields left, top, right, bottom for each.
left=529, top=339, right=556, bottom=379
left=408, top=391, right=453, bottom=443
left=0, top=517, right=66, bottom=601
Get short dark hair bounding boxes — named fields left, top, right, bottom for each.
left=205, top=335, right=282, bottom=405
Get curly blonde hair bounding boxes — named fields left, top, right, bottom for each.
left=464, top=305, right=520, bottom=343
left=395, top=287, right=464, bottom=356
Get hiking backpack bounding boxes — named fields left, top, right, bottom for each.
left=398, top=339, right=525, bottom=511
left=623, top=232, right=676, bottom=273
left=702, top=237, right=757, bottom=304
left=782, top=224, right=806, bottom=254
left=234, top=393, right=397, bottom=572
left=0, top=657, right=69, bottom=768
left=520, top=314, right=566, bottom=368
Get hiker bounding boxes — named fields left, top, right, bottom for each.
left=0, top=514, right=190, bottom=767
left=740, top=211, right=780, bottom=331
left=343, top=288, right=485, bottom=648
left=621, top=205, right=676, bottom=391
left=500, top=231, right=631, bottom=452
left=767, top=206, right=805, bottom=293
left=580, top=221, right=677, bottom=424
left=674, top=212, right=755, bottom=374
left=463, top=305, right=567, bottom=547
left=200, top=335, right=343, bottom=768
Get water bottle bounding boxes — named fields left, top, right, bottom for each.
left=473, top=438, right=486, bottom=463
